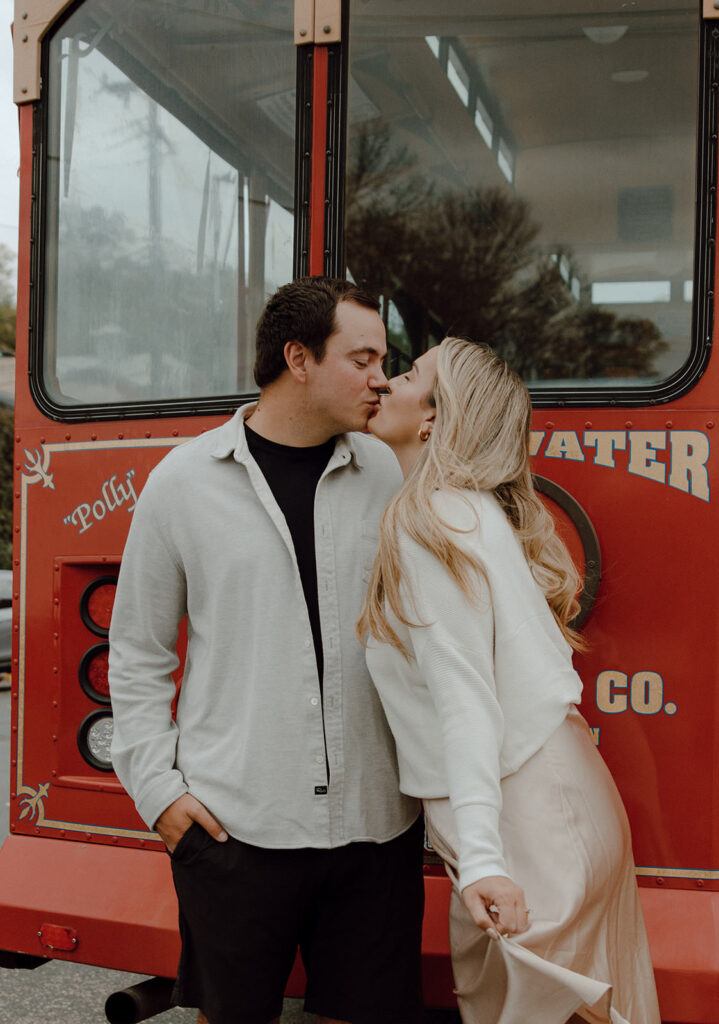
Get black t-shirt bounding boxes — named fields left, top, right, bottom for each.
left=245, top=422, right=334, bottom=685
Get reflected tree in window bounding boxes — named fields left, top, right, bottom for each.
left=347, top=126, right=666, bottom=383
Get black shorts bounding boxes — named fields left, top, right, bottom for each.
left=170, top=817, right=425, bottom=1024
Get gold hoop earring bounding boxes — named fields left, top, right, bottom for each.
left=418, top=428, right=431, bottom=443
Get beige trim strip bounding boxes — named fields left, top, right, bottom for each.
left=13, top=0, right=76, bottom=104
left=704, top=0, right=719, bottom=19
left=636, top=866, right=719, bottom=880
left=295, top=0, right=315, bottom=44
left=314, top=0, right=341, bottom=43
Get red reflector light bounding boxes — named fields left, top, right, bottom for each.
left=80, top=576, right=117, bottom=637
left=38, top=923, right=78, bottom=952
left=87, top=648, right=109, bottom=697
left=79, top=643, right=111, bottom=704
left=87, top=584, right=115, bottom=630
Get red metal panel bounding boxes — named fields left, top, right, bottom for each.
left=9, top=428, right=206, bottom=848
left=309, top=45, right=329, bottom=275
left=13, top=103, right=35, bottom=428
left=529, top=405, right=719, bottom=883
left=640, top=889, right=719, bottom=1022
left=0, top=834, right=180, bottom=976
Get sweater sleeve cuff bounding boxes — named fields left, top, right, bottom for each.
left=454, top=802, right=510, bottom=892
left=134, top=771, right=189, bottom=831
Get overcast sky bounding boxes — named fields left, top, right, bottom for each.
left=0, top=1, right=18, bottom=299
left=1, top=0, right=19, bottom=297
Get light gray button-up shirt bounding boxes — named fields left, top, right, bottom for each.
left=109, top=405, right=419, bottom=847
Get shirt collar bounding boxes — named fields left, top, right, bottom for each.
left=209, top=402, right=365, bottom=469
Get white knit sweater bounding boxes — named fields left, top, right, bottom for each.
left=365, top=489, right=583, bottom=891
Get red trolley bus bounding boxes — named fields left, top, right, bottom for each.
left=2, top=0, right=718, bottom=1020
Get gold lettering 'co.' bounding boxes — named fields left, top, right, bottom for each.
left=530, top=429, right=711, bottom=502
left=63, top=469, right=139, bottom=535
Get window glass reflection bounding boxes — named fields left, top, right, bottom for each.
left=346, top=2, right=699, bottom=388
left=44, top=0, right=294, bottom=406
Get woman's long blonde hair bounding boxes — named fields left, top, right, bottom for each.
left=357, top=338, right=584, bottom=654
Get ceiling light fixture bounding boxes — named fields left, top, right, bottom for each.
left=611, top=69, right=649, bottom=83
left=582, top=25, right=629, bottom=44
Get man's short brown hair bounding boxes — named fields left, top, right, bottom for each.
left=254, top=277, right=380, bottom=388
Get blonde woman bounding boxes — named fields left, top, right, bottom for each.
left=359, top=339, right=660, bottom=1024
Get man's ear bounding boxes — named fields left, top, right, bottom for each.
left=284, top=341, right=309, bottom=383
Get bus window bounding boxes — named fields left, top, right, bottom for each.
left=346, top=2, right=700, bottom=393
left=42, top=0, right=294, bottom=410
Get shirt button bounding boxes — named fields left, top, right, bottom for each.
left=315, top=755, right=324, bottom=764
left=310, top=697, right=319, bottom=706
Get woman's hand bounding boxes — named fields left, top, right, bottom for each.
left=461, top=875, right=530, bottom=938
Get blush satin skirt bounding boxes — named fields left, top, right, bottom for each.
left=423, top=708, right=661, bottom=1024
